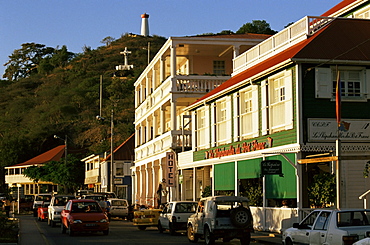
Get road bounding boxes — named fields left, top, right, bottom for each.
left=18, top=215, right=279, bottom=245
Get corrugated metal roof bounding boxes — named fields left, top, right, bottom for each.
left=189, top=18, right=370, bottom=108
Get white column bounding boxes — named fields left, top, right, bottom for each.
left=233, top=45, right=240, bottom=58
left=160, top=106, right=165, bottom=133
left=171, top=99, right=177, bottom=131
left=160, top=57, right=165, bottom=82
left=170, top=45, right=176, bottom=77
left=153, top=113, right=157, bottom=138
left=193, top=167, right=196, bottom=201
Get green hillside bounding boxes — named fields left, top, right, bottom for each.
left=0, top=34, right=167, bottom=178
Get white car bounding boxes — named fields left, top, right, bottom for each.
left=158, top=201, right=197, bottom=235
left=282, top=209, right=370, bottom=245
left=354, top=237, right=370, bottom=245
left=107, top=198, right=129, bottom=219
left=47, top=195, right=75, bottom=227
left=32, top=193, right=52, bottom=217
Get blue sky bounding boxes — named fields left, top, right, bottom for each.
left=1, top=0, right=341, bottom=78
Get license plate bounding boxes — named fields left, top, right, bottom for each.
left=85, top=223, right=97, bottom=227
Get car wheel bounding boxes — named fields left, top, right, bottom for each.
left=230, top=207, right=251, bottom=228
left=68, top=225, right=74, bottom=236
left=204, top=227, right=215, bottom=245
left=103, top=229, right=109, bottom=235
left=61, top=223, right=66, bottom=234
left=169, top=223, right=176, bottom=235
left=187, top=225, right=198, bottom=243
left=240, top=232, right=251, bottom=245
left=138, top=226, right=146, bottom=230
left=285, top=238, right=293, bottom=245
left=158, top=221, right=164, bottom=233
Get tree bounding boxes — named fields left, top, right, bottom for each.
left=101, top=36, right=116, bottom=47
left=308, top=173, right=336, bottom=208
left=23, top=154, right=85, bottom=194
left=236, top=20, right=277, bottom=35
left=3, top=43, right=54, bottom=81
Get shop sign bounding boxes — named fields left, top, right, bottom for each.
left=166, top=152, right=176, bottom=187
left=205, top=137, right=273, bottom=159
left=261, top=160, right=283, bottom=176
left=308, top=119, right=370, bottom=142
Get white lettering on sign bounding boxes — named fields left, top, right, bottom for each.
left=308, top=119, right=370, bottom=142
left=166, top=152, right=176, bottom=187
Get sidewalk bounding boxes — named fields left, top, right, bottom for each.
left=17, top=214, right=49, bottom=245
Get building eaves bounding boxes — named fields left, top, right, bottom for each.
left=321, top=0, right=365, bottom=17
left=104, top=133, right=135, bottom=161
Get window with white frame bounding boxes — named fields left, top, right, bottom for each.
left=216, top=98, right=232, bottom=145
left=239, top=85, right=259, bottom=139
left=261, top=70, right=293, bottom=135
left=196, top=108, right=208, bottom=149
left=316, top=67, right=370, bottom=101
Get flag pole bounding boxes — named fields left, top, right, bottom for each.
left=335, top=68, right=341, bottom=209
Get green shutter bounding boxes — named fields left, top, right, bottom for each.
left=237, top=158, right=262, bottom=179
left=214, top=162, right=235, bottom=191
left=265, top=154, right=297, bottom=199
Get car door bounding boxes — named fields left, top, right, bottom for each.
left=309, top=211, right=331, bottom=245
left=193, top=201, right=205, bottom=234
left=292, top=210, right=321, bottom=244
left=159, top=204, right=169, bottom=229
left=163, top=203, right=173, bottom=229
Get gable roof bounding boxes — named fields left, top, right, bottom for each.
left=188, top=18, right=370, bottom=109
left=104, top=133, right=135, bottom=161
left=321, top=0, right=359, bottom=17
left=9, top=145, right=66, bottom=167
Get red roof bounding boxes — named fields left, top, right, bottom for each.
left=191, top=18, right=370, bottom=107
left=321, top=0, right=358, bottom=17
left=11, top=145, right=66, bottom=167
left=104, top=133, right=135, bottom=161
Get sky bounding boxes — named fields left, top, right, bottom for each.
left=0, top=0, right=342, bottom=78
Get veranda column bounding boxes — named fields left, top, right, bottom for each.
left=170, top=44, right=177, bottom=91
left=171, top=99, right=177, bottom=131
left=160, top=105, right=165, bottom=134
left=153, top=113, right=157, bottom=138
left=160, top=57, right=165, bottom=82
left=140, top=165, right=146, bottom=205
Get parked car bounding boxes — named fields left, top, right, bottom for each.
left=133, top=208, right=162, bottom=230
left=60, top=199, right=109, bottom=236
left=107, top=198, right=129, bottom=219
left=158, top=201, right=197, bottom=235
left=47, top=195, right=75, bottom=227
left=81, top=194, right=105, bottom=202
left=93, top=192, right=117, bottom=199
left=187, top=196, right=253, bottom=245
left=37, top=201, right=48, bottom=222
left=282, top=209, right=370, bottom=245
left=32, top=194, right=52, bottom=217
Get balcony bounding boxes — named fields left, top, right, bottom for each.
left=233, top=16, right=335, bottom=75
left=135, top=129, right=192, bottom=163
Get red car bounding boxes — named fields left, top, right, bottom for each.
left=37, top=202, right=48, bottom=222
left=60, top=199, right=109, bottom=236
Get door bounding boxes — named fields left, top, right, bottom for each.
left=293, top=211, right=320, bottom=244
left=309, top=211, right=331, bottom=245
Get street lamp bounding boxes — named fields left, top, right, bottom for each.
left=54, top=135, right=67, bottom=165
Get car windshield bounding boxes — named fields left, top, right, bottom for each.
left=36, top=195, right=51, bottom=201
left=174, top=203, right=197, bottom=213
left=111, top=200, right=127, bottom=206
left=55, top=196, right=74, bottom=206
left=337, top=211, right=370, bottom=227
left=71, top=202, right=102, bottom=213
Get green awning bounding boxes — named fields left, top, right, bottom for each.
left=237, top=158, right=262, bottom=179
left=214, top=162, right=235, bottom=191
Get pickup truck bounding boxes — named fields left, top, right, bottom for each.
left=282, top=209, right=370, bottom=245
left=187, top=196, right=253, bottom=245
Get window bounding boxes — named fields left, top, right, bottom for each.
left=196, top=108, right=208, bottom=149
left=216, top=99, right=231, bottom=145
left=239, top=85, right=259, bottom=139
left=213, top=61, right=225, bottom=75
left=261, top=70, right=293, bottom=135
left=313, top=212, right=331, bottom=230
left=315, top=67, right=370, bottom=101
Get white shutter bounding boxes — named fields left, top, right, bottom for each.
left=366, top=69, right=370, bottom=99
left=251, top=85, right=259, bottom=137
left=315, top=67, right=332, bottom=98
left=209, top=103, right=215, bottom=147
left=284, top=70, right=294, bottom=130
left=226, top=96, right=232, bottom=144
left=233, top=93, right=240, bottom=142
left=261, top=80, right=268, bottom=135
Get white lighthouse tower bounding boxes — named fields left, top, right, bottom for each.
left=141, top=13, right=149, bottom=37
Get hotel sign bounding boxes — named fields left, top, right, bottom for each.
left=308, top=119, right=370, bottom=142
left=166, top=152, right=176, bottom=187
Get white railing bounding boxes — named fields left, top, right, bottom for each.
left=250, top=207, right=313, bottom=232
left=233, top=16, right=335, bottom=75
left=85, top=168, right=99, bottom=178
left=176, top=75, right=229, bottom=92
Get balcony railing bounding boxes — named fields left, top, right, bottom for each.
left=233, top=16, right=335, bottom=75
left=175, top=75, right=230, bottom=93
